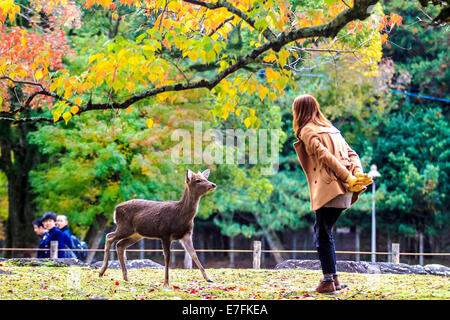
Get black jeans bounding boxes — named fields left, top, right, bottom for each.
left=313, top=206, right=344, bottom=275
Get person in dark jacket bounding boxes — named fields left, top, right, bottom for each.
left=56, top=214, right=75, bottom=249
left=41, top=212, right=73, bottom=258
left=32, top=218, right=48, bottom=258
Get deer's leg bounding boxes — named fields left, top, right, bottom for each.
left=161, top=238, right=172, bottom=287
left=180, top=233, right=212, bottom=282
left=116, top=234, right=142, bottom=281
left=99, top=231, right=118, bottom=277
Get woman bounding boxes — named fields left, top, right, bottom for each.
left=292, top=94, right=373, bottom=294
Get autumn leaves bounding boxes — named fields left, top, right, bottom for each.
left=0, top=0, right=401, bottom=126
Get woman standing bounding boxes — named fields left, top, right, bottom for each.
left=292, top=94, right=373, bottom=294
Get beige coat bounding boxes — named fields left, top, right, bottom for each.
left=293, top=122, right=366, bottom=211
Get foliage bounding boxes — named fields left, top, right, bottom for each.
left=382, top=0, right=449, bottom=100
left=0, top=261, right=448, bottom=300
left=0, top=0, right=401, bottom=128
left=27, top=108, right=196, bottom=237
left=369, top=106, right=449, bottom=236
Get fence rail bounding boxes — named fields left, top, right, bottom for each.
left=0, top=248, right=449, bottom=255
left=1, top=242, right=449, bottom=268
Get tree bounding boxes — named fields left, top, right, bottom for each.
left=0, top=0, right=403, bottom=253
left=366, top=0, right=450, bottom=257
left=0, top=0, right=78, bottom=254
left=1, top=0, right=398, bottom=125
left=369, top=106, right=449, bottom=253
left=27, top=101, right=215, bottom=262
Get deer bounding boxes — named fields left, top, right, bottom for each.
left=98, top=168, right=216, bottom=287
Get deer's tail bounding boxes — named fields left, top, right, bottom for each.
left=113, top=209, right=117, bottom=224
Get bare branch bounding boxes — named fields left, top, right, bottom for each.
left=0, top=116, right=53, bottom=124
left=0, top=76, right=46, bottom=90
left=183, top=0, right=277, bottom=41
left=207, top=16, right=235, bottom=37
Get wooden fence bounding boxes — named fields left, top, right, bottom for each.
left=1, top=241, right=449, bottom=268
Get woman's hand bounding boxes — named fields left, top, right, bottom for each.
left=345, top=174, right=365, bottom=192
left=344, top=171, right=373, bottom=192
left=355, top=172, right=373, bottom=186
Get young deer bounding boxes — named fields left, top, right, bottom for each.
left=98, top=168, right=216, bottom=286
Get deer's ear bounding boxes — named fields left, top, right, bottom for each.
left=201, top=168, right=210, bottom=179
left=186, top=169, right=194, bottom=182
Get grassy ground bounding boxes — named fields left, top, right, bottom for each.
left=0, top=260, right=448, bottom=300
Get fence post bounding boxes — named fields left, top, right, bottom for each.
left=392, top=243, right=400, bottom=264
left=253, top=241, right=261, bottom=269
left=50, top=241, right=58, bottom=259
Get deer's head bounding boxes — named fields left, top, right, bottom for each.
left=186, top=168, right=216, bottom=197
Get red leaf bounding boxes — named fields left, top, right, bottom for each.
left=115, top=281, right=119, bottom=286
left=173, top=285, right=180, bottom=290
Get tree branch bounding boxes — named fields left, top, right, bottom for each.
left=0, top=76, right=45, bottom=90
left=1, top=0, right=380, bottom=125
left=183, top=0, right=277, bottom=41
left=0, top=116, right=53, bottom=124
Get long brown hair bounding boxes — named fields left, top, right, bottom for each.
left=292, top=94, right=331, bottom=140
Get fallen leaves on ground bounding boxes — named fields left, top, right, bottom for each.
left=0, top=262, right=448, bottom=300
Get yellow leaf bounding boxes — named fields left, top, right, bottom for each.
left=257, top=84, right=269, bottom=101
left=248, top=84, right=256, bottom=95
left=263, top=54, right=277, bottom=62
left=63, top=112, right=72, bottom=124
left=35, top=70, right=43, bottom=81
left=70, top=105, right=79, bottom=115
left=187, top=50, right=199, bottom=62
left=125, top=107, right=133, bottom=114
left=244, top=117, right=252, bottom=128
left=17, top=69, right=27, bottom=78
left=52, top=111, right=61, bottom=123
left=265, top=68, right=280, bottom=83
left=74, top=97, right=82, bottom=105
left=146, top=118, right=153, bottom=129
left=278, top=50, right=290, bottom=66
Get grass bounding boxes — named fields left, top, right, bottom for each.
left=0, top=260, right=448, bottom=300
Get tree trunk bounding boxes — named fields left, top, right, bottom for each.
left=0, top=120, right=42, bottom=257
left=84, top=213, right=108, bottom=263
left=263, top=230, right=286, bottom=264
